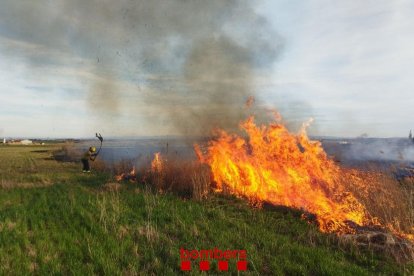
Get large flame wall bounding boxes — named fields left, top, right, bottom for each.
left=196, top=116, right=370, bottom=233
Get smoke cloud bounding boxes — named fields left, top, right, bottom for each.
left=0, top=0, right=282, bottom=136
left=322, top=137, right=414, bottom=167
left=344, top=139, right=414, bottom=163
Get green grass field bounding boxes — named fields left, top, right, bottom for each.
left=0, top=145, right=412, bottom=275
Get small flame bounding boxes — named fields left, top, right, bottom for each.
left=115, top=174, right=123, bottom=182
left=151, top=152, right=163, bottom=172
left=115, top=166, right=136, bottom=182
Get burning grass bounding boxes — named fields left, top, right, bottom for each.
left=110, top=113, right=414, bottom=261
left=344, top=170, right=414, bottom=238
left=1, top=144, right=413, bottom=273
left=195, top=116, right=368, bottom=232
left=191, top=113, right=414, bottom=245
left=115, top=153, right=211, bottom=200
left=50, top=115, right=414, bottom=263
left=113, top=151, right=414, bottom=263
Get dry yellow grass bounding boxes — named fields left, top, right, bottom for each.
left=141, top=156, right=212, bottom=200
left=345, top=169, right=414, bottom=235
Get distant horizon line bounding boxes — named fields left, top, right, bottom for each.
left=1, top=135, right=410, bottom=140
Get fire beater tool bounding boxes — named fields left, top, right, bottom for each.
left=93, top=133, right=103, bottom=160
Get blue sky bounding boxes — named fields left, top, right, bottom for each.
left=0, top=0, right=413, bottom=138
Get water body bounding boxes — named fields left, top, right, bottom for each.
left=74, top=137, right=414, bottom=168
left=75, top=138, right=199, bottom=166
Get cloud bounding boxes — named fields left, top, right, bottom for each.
left=0, top=0, right=283, bottom=137
left=1, top=0, right=414, bottom=138
left=256, top=0, right=414, bottom=137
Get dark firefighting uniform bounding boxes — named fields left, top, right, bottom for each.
left=81, top=150, right=97, bottom=171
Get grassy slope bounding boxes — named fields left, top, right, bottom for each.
left=0, top=145, right=412, bottom=275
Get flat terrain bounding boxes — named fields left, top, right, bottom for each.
left=0, top=145, right=82, bottom=188
left=0, top=145, right=412, bottom=275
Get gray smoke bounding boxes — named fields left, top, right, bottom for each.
left=322, top=137, right=414, bottom=165
left=345, top=138, right=414, bottom=162
left=0, top=0, right=283, bottom=136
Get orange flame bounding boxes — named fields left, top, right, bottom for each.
left=115, top=174, right=123, bottom=182
left=115, top=166, right=136, bottom=182
left=196, top=115, right=372, bottom=233
left=151, top=152, right=163, bottom=172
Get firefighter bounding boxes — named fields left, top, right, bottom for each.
left=81, top=146, right=97, bottom=173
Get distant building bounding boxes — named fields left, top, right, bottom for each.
left=20, top=139, right=33, bottom=145
left=2, top=138, right=5, bottom=144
